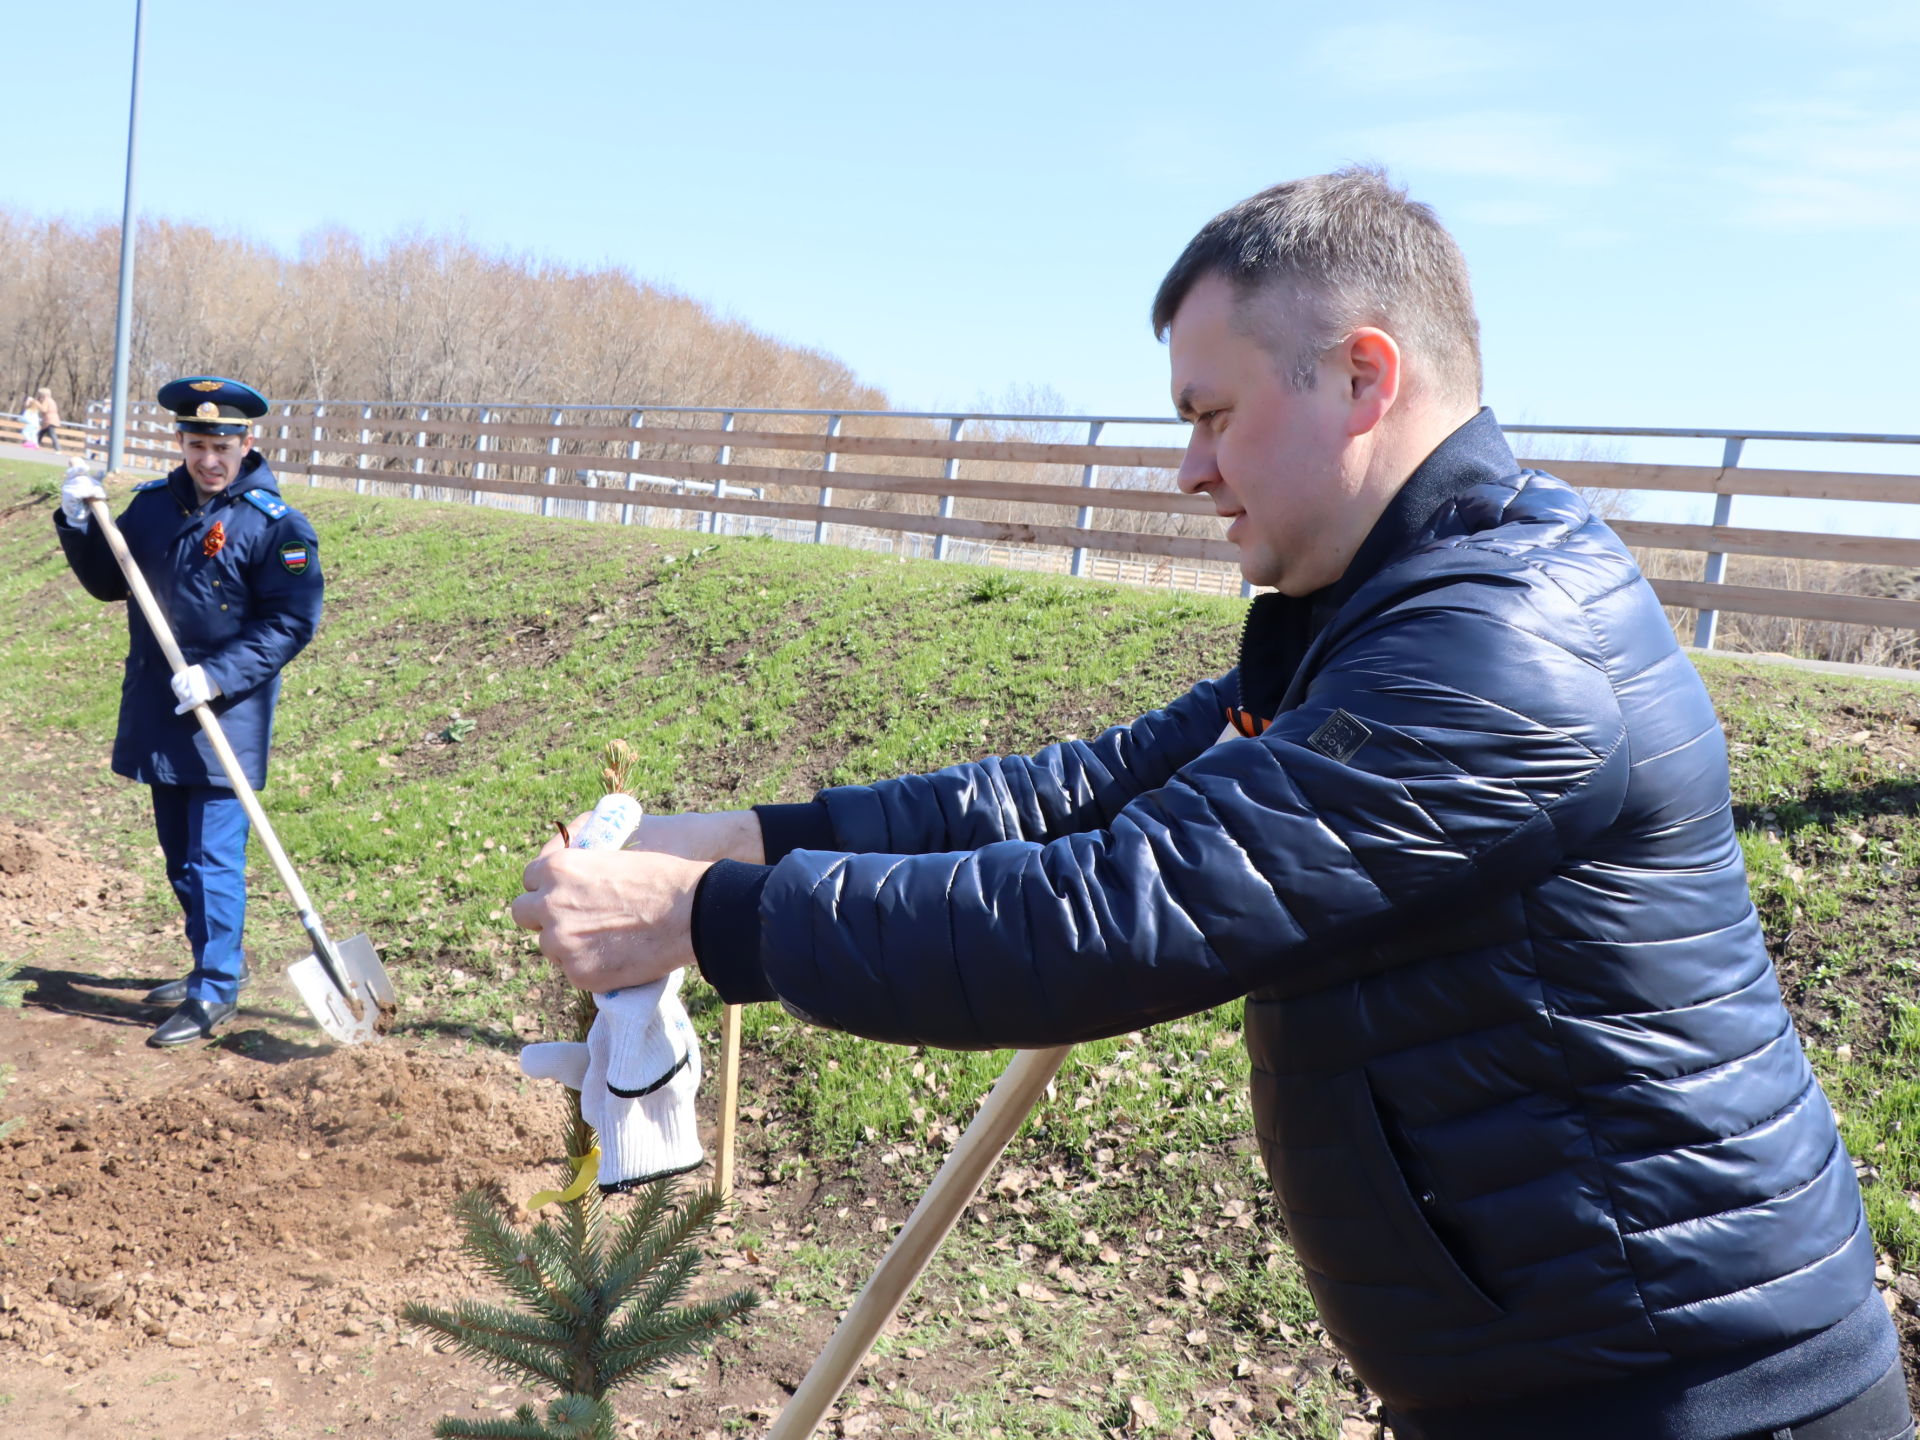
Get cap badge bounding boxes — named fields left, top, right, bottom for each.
left=195, top=402, right=221, bottom=420
left=190, top=381, right=223, bottom=392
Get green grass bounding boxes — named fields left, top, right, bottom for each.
left=0, top=461, right=1238, bottom=1041
left=1700, top=655, right=1920, bottom=1269
left=8, top=460, right=1920, bottom=1432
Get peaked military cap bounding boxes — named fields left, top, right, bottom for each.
left=157, top=376, right=269, bottom=435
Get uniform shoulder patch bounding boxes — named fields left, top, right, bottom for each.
left=241, top=490, right=289, bottom=519
left=133, top=478, right=168, bottom=492
left=1305, top=709, right=1373, bottom=764
left=278, top=540, right=313, bottom=575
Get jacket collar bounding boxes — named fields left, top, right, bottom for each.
left=1237, top=407, right=1519, bottom=717
left=165, top=448, right=274, bottom=513
left=1324, top=406, right=1516, bottom=611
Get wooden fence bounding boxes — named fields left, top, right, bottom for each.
left=67, top=401, right=1920, bottom=635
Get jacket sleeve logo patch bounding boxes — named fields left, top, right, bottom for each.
left=1306, top=709, right=1372, bottom=764
left=279, top=541, right=311, bottom=575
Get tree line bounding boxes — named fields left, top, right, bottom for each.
left=0, top=210, right=889, bottom=417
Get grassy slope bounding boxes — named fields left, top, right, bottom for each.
left=0, top=459, right=1250, bottom=1140
left=1703, top=659, right=1920, bottom=1269
left=5, top=458, right=1920, bottom=1431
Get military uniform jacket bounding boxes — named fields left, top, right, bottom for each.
left=54, top=453, right=323, bottom=789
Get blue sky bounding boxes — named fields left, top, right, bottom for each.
left=15, top=0, right=1920, bottom=531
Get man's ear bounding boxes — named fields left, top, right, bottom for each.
left=1340, top=327, right=1402, bottom=438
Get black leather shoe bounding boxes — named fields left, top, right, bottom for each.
left=147, top=998, right=238, bottom=1048
left=144, top=956, right=252, bottom=1008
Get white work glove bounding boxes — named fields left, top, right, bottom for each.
left=519, top=970, right=704, bottom=1193
left=170, top=664, right=222, bottom=715
left=60, top=464, right=107, bottom=527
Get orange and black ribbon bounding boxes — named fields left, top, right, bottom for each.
left=1225, top=707, right=1271, bottom=737
left=202, top=521, right=226, bottom=558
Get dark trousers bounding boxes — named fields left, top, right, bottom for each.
left=150, top=783, right=250, bottom=1005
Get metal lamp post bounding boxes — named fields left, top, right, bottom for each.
left=106, top=0, right=146, bottom=476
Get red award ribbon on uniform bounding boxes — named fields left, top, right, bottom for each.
left=203, top=521, right=226, bottom=558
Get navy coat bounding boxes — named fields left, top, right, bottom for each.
left=695, top=411, right=1882, bottom=1427
left=55, top=452, right=323, bottom=790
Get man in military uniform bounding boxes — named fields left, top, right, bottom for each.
left=56, top=377, right=324, bottom=1047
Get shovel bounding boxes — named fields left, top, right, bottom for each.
left=767, top=1044, right=1072, bottom=1439
left=84, top=492, right=396, bottom=1044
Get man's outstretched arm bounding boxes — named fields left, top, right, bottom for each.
left=518, top=582, right=1629, bottom=1048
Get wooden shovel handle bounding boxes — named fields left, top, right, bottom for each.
left=81, top=494, right=358, bottom=1007
left=716, top=1002, right=743, bottom=1200
left=766, top=1044, right=1072, bottom=1440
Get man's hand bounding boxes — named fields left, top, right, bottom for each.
left=170, top=664, right=222, bottom=715
left=60, top=465, right=107, bottom=527
left=512, top=846, right=709, bottom=992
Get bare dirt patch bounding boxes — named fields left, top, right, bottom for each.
left=0, top=821, right=144, bottom=941
left=0, top=1000, right=834, bottom=1438
left=0, top=821, right=812, bottom=1438
left=0, top=817, right=1355, bottom=1439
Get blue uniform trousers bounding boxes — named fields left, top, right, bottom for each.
left=150, top=784, right=250, bottom=1006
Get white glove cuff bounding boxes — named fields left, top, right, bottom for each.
left=599, top=1064, right=704, bottom=1194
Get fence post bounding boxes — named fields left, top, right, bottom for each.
left=704, top=412, right=736, bottom=535
left=623, top=412, right=644, bottom=526
left=473, top=406, right=491, bottom=502
left=309, top=403, right=324, bottom=488
left=1692, top=437, right=1745, bottom=650
left=356, top=404, right=373, bottom=494
left=410, top=407, right=428, bottom=500
left=933, top=417, right=963, bottom=561
left=1070, top=420, right=1106, bottom=579
left=276, top=404, right=291, bottom=469
left=541, top=408, right=563, bottom=517
left=813, top=415, right=841, bottom=545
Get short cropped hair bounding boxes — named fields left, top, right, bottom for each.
left=1151, top=166, right=1482, bottom=406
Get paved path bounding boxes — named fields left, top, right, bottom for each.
left=0, top=441, right=161, bottom=475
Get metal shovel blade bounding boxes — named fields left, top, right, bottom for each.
left=287, top=933, right=396, bottom=1045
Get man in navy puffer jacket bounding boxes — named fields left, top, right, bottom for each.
left=514, top=168, right=1909, bottom=1439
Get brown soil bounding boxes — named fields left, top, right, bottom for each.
left=0, top=819, right=854, bottom=1440
left=0, top=823, right=144, bottom=941
left=0, top=818, right=1347, bottom=1439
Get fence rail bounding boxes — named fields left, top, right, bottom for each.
left=73, top=400, right=1920, bottom=643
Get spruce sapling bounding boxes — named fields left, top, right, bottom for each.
left=401, top=741, right=756, bottom=1438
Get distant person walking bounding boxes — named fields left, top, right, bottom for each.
left=34, top=388, right=61, bottom=451
left=19, top=393, right=41, bottom=448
